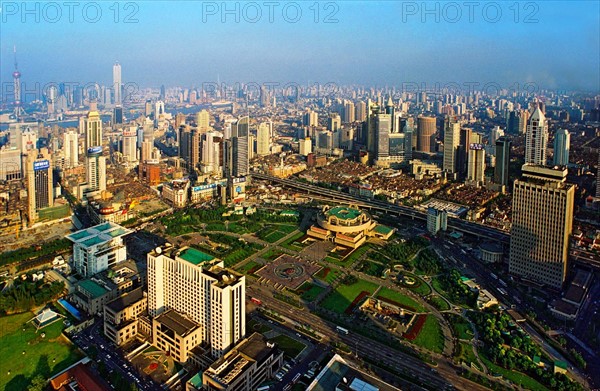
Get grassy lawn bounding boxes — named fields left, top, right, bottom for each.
left=377, top=287, right=426, bottom=312
left=446, top=314, right=474, bottom=340
left=342, top=244, right=373, bottom=266
left=356, top=260, right=386, bottom=277
left=294, top=282, right=326, bottom=302
left=480, top=354, right=550, bottom=391
left=411, top=315, right=445, bottom=353
left=457, top=341, right=480, bottom=369
left=222, top=244, right=263, bottom=267
left=322, top=279, right=379, bottom=314
left=398, top=273, right=432, bottom=296
left=314, top=266, right=342, bottom=285
left=236, top=260, right=262, bottom=275
left=0, top=312, right=82, bottom=391
left=269, top=334, right=306, bottom=358
left=248, top=318, right=272, bottom=334
left=261, top=248, right=287, bottom=261
left=427, top=295, right=450, bottom=311
left=280, top=232, right=306, bottom=251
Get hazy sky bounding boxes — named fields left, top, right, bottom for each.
left=1, top=1, right=599, bottom=91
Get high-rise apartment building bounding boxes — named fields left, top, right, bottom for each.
left=197, top=109, right=210, bottom=132
left=64, top=130, right=79, bottom=168
left=147, top=245, right=245, bottom=358
left=231, top=117, right=249, bottom=177
left=328, top=113, right=341, bottom=132
left=467, top=133, right=486, bottom=185
left=83, top=102, right=103, bottom=151
left=26, top=148, right=53, bottom=223
left=553, top=128, right=570, bottom=166
left=416, top=116, right=436, bottom=153
left=525, top=106, right=548, bottom=165
left=509, top=165, right=574, bottom=289
left=113, top=61, right=122, bottom=105
left=443, top=117, right=460, bottom=174
left=302, top=110, right=318, bottom=127
left=494, top=137, right=511, bottom=187
left=85, top=147, right=107, bottom=194
left=374, top=113, right=391, bottom=161
left=343, top=101, right=355, bottom=123
left=257, top=122, right=271, bottom=156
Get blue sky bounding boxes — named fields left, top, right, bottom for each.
left=1, top=1, right=599, bottom=91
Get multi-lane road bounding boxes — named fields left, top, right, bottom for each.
left=247, top=285, right=493, bottom=391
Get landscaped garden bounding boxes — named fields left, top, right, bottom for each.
left=321, top=276, right=379, bottom=314
left=315, top=266, right=342, bottom=285
left=294, top=282, right=326, bottom=302
left=376, top=287, right=425, bottom=312
left=268, top=334, right=306, bottom=359
left=0, top=311, right=82, bottom=391
left=410, top=315, right=445, bottom=353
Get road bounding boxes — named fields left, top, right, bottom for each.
left=247, top=285, right=492, bottom=391
left=71, top=319, right=161, bottom=391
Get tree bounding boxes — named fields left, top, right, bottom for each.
left=28, top=375, right=46, bottom=391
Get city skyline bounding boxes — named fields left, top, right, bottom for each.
left=1, top=1, right=599, bottom=90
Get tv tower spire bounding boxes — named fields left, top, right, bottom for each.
left=12, top=45, right=25, bottom=120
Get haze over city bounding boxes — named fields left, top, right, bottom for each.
left=1, top=1, right=599, bottom=89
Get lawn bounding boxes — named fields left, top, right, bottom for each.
left=356, top=260, right=386, bottom=277
left=248, top=318, right=272, bottom=334
left=457, top=341, right=480, bottom=369
left=269, top=334, right=306, bottom=359
left=377, top=287, right=426, bottom=312
left=411, top=315, right=445, bottom=353
left=261, top=248, right=287, bottom=261
left=398, top=273, right=432, bottom=296
left=315, top=266, right=342, bottom=285
left=222, top=244, right=263, bottom=267
left=321, top=279, right=379, bottom=314
left=342, top=244, right=373, bottom=266
left=427, top=295, right=450, bottom=311
left=294, top=282, right=325, bottom=302
left=479, top=354, right=550, bottom=391
left=280, top=232, right=306, bottom=251
left=236, top=260, right=262, bottom=275
left=446, top=313, right=474, bottom=340
left=0, top=311, right=82, bottom=391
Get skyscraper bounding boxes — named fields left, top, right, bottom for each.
left=467, top=133, right=485, bottom=185
left=509, top=165, right=574, bottom=289
left=494, top=137, right=511, bottom=187
left=302, top=110, right=318, bottom=127
left=343, top=101, right=355, bottom=123
left=553, top=129, right=570, bottom=166
left=525, top=106, right=548, bottom=166
left=197, top=109, right=210, bottom=132
left=147, top=246, right=245, bottom=358
left=121, top=128, right=138, bottom=163
left=64, top=131, right=79, bottom=168
left=113, top=106, right=123, bottom=124
left=231, top=117, right=249, bottom=177
left=83, top=102, right=102, bottom=151
left=374, top=113, right=391, bottom=161
left=257, top=122, right=271, bottom=156
left=443, top=117, right=460, bottom=174
left=113, top=61, right=122, bottom=105
left=26, top=148, right=53, bottom=223
left=328, top=113, right=341, bottom=131
left=355, top=100, right=367, bottom=122
left=86, top=147, right=107, bottom=193
left=416, top=116, right=436, bottom=153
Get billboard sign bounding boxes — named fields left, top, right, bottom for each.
left=87, top=146, right=103, bottom=155
left=33, top=160, right=50, bottom=171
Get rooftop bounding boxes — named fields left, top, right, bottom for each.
left=327, top=206, right=363, bottom=221
left=67, top=222, right=132, bottom=248
left=155, top=310, right=200, bottom=337
left=78, top=279, right=109, bottom=299
left=373, top=225, right=393, bottom=235
left=105, top=287, right=145, bottom=313
left=178, top=247, right=215, bottom=265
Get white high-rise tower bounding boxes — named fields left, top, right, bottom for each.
left=113, top=61, right=122, bottom=105
left=525, top=105, right=548, bottom=166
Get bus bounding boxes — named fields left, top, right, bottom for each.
left=336, top=326, right=349, bottom=335
left=490, top=273, right=498, bottom=280
left=251, top=297, right=262, bottom=305
left=499, top=279, right=508, bottom=287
